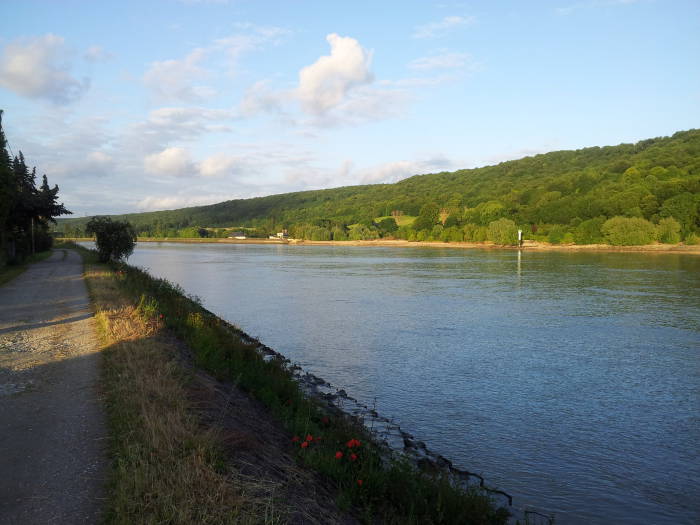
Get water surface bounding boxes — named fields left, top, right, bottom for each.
left=119, top=243, right=700, bottom=524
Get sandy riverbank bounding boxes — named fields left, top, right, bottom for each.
left=65, top=237, right=700, bottom=254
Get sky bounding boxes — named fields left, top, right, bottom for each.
left=0, top=0, right=698, bottom=217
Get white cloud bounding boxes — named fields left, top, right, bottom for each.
left=143, top=48, right=216, bottom=102
left=239, top=80, right=288, bottom=116
left=144, top=147, right=195, bottom=177
left=359, top=157, right=454, bottom=184
left=199, top=153, right=240, bottom=177
left=297, top=33, right=374, bottom=115
left=136, top=194, right=231, bottom=211
left=413, top=16, right=475, bottom=39
left=409, top=52, right=472, bottom=70
left=0, top=34, right=89, bottom=103
left=83, top=45, right=113, bottom=62
left=84, top=151, right=114, bottom=175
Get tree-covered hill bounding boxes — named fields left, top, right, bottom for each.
left=59, top=129, right=700, bottom=245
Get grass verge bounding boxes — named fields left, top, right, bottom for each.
left=77, top=245, right=267, bottom=524
left=0, top=250, right=52, bottom=286
left=69, top=241, right=509, bottom=524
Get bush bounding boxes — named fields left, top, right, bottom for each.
left=684, top=232, right=700, bottom=245
left=573, top=217, right=606, bottom=244
left=601, top=216, right=657, bottom=245
left=86, top=217, right=137, bottom=262
left=487, top=218, right=518, bottom=245
left=547, top=225, right=568, bottom=244
left=657, top=217, right=681, bottom=244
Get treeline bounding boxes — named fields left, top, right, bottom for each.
left=59, top=129, right=700, bottom=245
left=0, top=111, right=70, bottom=266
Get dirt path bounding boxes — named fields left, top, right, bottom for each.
left=0, top=249, right=105, bottom=524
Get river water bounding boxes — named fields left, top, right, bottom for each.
left=114, top=242, right=699, bottom=524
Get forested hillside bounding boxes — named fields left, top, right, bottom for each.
left=59, top=129, right=700, bottom=245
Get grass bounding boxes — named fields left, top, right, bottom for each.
left=67, top=241, right=509, bottom=524
left=74, top=244, right=269, bottom=524
left=0, top=250, right=53, bottom=286
left=374, top=215, right=417, bottom=227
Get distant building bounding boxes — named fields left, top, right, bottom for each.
left=276, top=231, right=288, bottom=239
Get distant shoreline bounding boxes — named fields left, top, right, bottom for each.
left=64, top=237, right=700, bottom=254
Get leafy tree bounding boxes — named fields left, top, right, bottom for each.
left=487, top=218, right=518, bottom=245
left=413, top=202, right=440, bottom=231
left=547, top=225, right=568, bottom=244
left=377, top=217, right=398, bottom=235
left=659, top=193, right=698, bottom=234
left=657, top=217, right=681, bottom=244
left=86, top=217, right=137, bottom=262
left=573, top=217, right=606, bottom=244
left=601, top=217, right=657, bottom=246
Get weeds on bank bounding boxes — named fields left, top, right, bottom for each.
left=71, top=242, right=509, bottom=524
left=77, top=246, right=267, bottom=524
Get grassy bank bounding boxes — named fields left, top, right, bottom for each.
left=0, top=250, right=53, bottom=286
left=79, top=246, right=263, bottom=523
left=69, top=241, right=509, bottom=524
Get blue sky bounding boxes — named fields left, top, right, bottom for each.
left=0, top=0, right=698, bottom=216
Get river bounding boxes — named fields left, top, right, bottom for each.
left=104, top=242, right=700, bottom=524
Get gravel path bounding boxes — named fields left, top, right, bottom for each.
left=0, top=249, right=105, bottom=524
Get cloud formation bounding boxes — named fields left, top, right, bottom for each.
left=359, top=156, right=454, bottom=184
left=143, top=48, right=215, bottom=102
left=144, top=147, right=196, bottom=177
left=297, top=33, right=374, bottom=115
left=413, top=16, right=475, bottom=39
left=409, top=52, right=472, bottom=70
left=0, top=34, right=89, bottom=104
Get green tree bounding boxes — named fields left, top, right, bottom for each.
left=487, top=218, right=518, bottom=245
left=657, top=217, right=681, bottom=244
left=412, top=202, right=439, bottom=231
left=601, top=216, right=657, bottom=246
left=573, top=217, right=606, bottom=244
left=659, top=193, right=698, bottom=234
left=86, top=217, right=137, bottom=262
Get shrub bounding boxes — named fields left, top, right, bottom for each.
left=487, top=218, right=518, bottom=245
left=657, top=217, right=681, bottom=244
left=684, top=232, right=700, bottom=245
left=601, top=216, right=657, bottom=245
left=86, top=217, right=137, bottom=262
left=547, top=225, right=568, bottom=244
left=573, top=217, right=606, bottom=244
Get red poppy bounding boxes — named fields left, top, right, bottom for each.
left=305, top=434, right=313, bottom=442
left=347, top=439, right=361, bottom=449
left=159, top=314, right=164, bottom=319
left=335, top=451, right=343, bottom=459
left=350, top=453, right=357, bottom=462
left=314, top=436, right=322, bottom=442
left=291, top=436, right=300, bottom=443
left=357, top=479, right=363, bottom=487
left=301, top=441, right=309, bottom=449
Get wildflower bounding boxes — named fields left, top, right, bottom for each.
left=305, top=434, right=313, bottom=442
left=159, top=313, right=164, bottom=319
left=335, top=451, right=343, bottom=459
left=350, top=453, right=358, bottom=462
left=357, top=479, right=363, bottom=487
left=301, top=441, right=309, bottom=449
left=347, top=438, right=361, bottom=449
left=291, top=436, right=300, bottom=443
left=314, top=436, right=322, bottom=442
left=321, top=416, right=329, bottom=424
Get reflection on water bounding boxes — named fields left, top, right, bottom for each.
left=118, top=243, right=699, bottom=524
